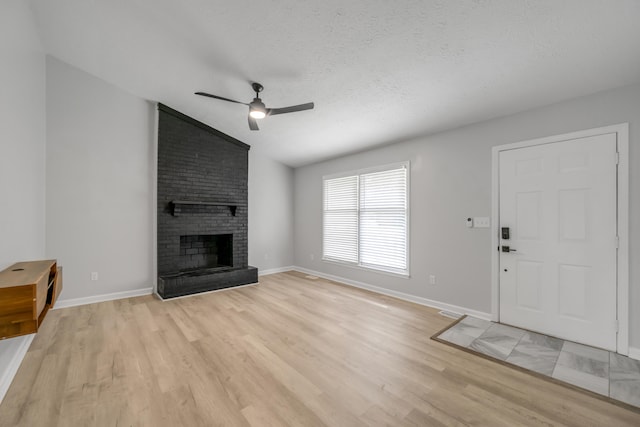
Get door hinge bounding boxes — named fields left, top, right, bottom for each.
left=615, top=320, right=619, bottom=332
left=615, top=235, right=620, bottom=249
left=616, top=151, right=620, bottom=165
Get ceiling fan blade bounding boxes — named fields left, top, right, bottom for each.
left=195, top=92, right=248, bottom=105
left=248, top=116, right=259, bottom=131
left=267, top=102, right=314, bottom=116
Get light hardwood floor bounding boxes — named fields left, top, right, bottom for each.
left=1, top=271, right=638, bottom=426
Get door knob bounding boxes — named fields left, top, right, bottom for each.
left=501, top=246, right=517, bottom=253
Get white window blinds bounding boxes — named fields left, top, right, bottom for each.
left=323, top=163, right=408, bottom=275
left=323, top=175, right=359, bottom=263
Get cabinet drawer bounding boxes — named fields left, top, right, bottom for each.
left=0, top=319, right=37, bottom=339
left=0, top=286, right=34, bottom=325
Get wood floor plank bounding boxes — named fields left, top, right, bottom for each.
left=1, top=271, right=639, bottom=426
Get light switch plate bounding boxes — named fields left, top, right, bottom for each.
left=473, top=217, right=491, bottom=228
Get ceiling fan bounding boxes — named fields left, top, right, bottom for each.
left=195, top=82, right=314, bottom=131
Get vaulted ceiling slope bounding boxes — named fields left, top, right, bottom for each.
left=29, top=0, right=640, bottom=167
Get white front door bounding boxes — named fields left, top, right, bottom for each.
left=499, top=133, right=618, bottom=350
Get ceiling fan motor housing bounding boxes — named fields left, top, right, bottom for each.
left=250, top=98, right=266, bottom=110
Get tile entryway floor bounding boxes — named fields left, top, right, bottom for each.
left=435, top=316, right=640, bottom=409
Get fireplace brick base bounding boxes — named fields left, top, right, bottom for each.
left=158, top=266, right=258, bottom=299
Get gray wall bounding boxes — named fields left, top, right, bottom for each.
left=45, top=56, right=155, bottom=301
left=0, top=2, right=46, bottom=269
left=293, top=83, right=640, bottom=348
left=248, top=151, right=294, bottom=271
left=0, top=0, right=46, bottom=399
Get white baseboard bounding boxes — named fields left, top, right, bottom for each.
left=54, top=287, right=154, bottom=309
left=0, top=334, right=35, bottom=404
left=52, top=266, right=295, bottom=308
left=628, top=347, right=640, bottom=361
left=258, top=266, right=294, bottom=276
left=292, top=266, right=492, bottom=321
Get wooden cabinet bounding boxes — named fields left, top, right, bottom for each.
left=0, top=259, right=62, bottom=340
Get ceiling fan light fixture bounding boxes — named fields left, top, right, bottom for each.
left=249, top=108, right=266, bottom=119
left=249, top=98, right=267, bottom=119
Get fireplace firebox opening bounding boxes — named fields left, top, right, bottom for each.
left=179, top=234, right=233, bottom=271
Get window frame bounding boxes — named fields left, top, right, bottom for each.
left=322, top=161, right=410, bottom=278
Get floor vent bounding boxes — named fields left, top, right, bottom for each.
left=439, top=310, right=462, bottom=319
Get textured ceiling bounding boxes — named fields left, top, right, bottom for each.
left=29, top=0, right=640, bottom=167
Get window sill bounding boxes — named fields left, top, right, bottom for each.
left=321, top=258, right=410, bottom=279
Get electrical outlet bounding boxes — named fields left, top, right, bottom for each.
left=310, top=253, right=315, bottom=261
left=91, top=272, right=99, bottom=281
left=264, top=253, right=269, bottom=260
left=429, top=274, right=436, bottom=285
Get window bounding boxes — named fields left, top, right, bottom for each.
left=323, top=162, right=409, bottom=275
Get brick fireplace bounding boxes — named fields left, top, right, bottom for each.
left=156, top=104, right=257, bottom=299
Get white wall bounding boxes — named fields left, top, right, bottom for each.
left=45, top=56, right=155, bottom=301
left=294, top=82, right=640, bottom=347
left=0, top=2, right=46, bottom=269
left=248, top=151, right=294, bottom=272
left=0, top=0, right=46, bottom=402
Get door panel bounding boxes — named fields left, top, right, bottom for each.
left=558, top=189, right=588, bottom=240
left=516, top=191, right=541, bottom=240
left=557, top=264, right=589, bottom=318
left=515, top=260, right=542, bottom=310
left=499, top=133, right=617, bottom=350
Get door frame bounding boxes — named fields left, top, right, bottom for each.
left=491, top=123, right=629, bottom=355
